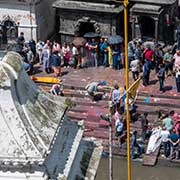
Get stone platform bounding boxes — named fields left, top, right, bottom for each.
left=0, top=52, right=103, bottom=179
left=34, top=64, right=180, bottom=163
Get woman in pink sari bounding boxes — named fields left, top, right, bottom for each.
left=62, top=42, right=70, bottom=68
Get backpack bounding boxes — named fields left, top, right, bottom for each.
left=157, top=68, right=164, bottom=78
left=116, top=120, right=123, bottom=132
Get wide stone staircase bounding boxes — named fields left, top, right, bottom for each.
left=36, top=81, right=180, bottom=158
left=32, top=66, right=180, bottom=166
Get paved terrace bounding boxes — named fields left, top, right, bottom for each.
left=0, top=52, right=103, bottom=179
left=34, top=64, right=180, bottom=163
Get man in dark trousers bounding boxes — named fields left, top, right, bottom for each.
left=140, top=112, right=149, bottom=142
left=157, top=63, right=165, bottom=92
left=177, top=25, right=180, bottom=50
left=142, top=60, right=151, bottom=86
left=130, top=130, right=144, bottom=159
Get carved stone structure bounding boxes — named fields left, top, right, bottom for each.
left=0, top=0, right=56, bottom=46
left=53, top=0, right=179, bottom=44
left=0, top=16, right=18, bottom=44
left=130, top=0, right=178, bottom=43
left=53, top=0, right=124, bottom=43
left=0, top=52, right=102, bottom=179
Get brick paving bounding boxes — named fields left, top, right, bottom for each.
left=33, top=64, right=180, bottom=160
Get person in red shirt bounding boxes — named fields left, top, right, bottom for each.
left=143, top=44, right=154, bottom=68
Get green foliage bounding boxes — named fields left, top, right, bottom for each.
left=65, top=98, right=74, bottom=108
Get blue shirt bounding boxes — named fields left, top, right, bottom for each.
left=115, top=119, right=123, bottom=132
left=112, top=49, right=121, bottom=61
left=90, top=42, right=97, bottom=53
left=102, top=42, right=108, bottom=53
left=128, top=46, right=134, bottom=58
left=168, top=133, right=179, bottom=143
left=51, top=54, right=61, bottom=66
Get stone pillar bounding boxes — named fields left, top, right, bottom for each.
left=154, top=18, right=159, bottom=43
left=131, top=16, right=135, bottom=39
left=110, top=15, right=116, bottom=36
left=134, top=16, right=141, bottom=40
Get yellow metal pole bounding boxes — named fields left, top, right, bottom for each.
left=124, top=1, right=131, bottom=180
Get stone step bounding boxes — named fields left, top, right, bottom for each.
left=136, top=104, right=180, bottom=115
left=70, top=118, right=110, bottom=130
left=39, top=85, right=110, bottom=100
left=39, top=84, right=180, bottom=112
left=67, top=111, right=110, bottom=123
left=83, top=128, right=112, bottom=140
left=38, top=81, right=180, bottom=101
left=139, top=91, right=180, bottom=100
left=71, top=97, right=108, bottom=107
left=136, top=97, right=180, bottom=109
left=67, top=111, right=87, bottom=120
left=69, top=104, right=107, bottom=114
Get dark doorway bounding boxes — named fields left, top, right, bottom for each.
left=78, top=22, right=95, bottom=37
left=139, top=16, right=155, bottom=40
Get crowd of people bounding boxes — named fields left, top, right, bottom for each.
left=127, top=40, right=180, bottom=94
left=15, top=31, right=180, bottom=95
left=157, top=110, right=180, bottom=160
left=15, top=32, right=125, bottom=75
left=91, top=79, right=180, bottom=160
left=14, top=31, right=180, bottom=160
left=112, top=93, right=180, bottom=160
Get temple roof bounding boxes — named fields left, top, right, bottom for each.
left=53, top=0, right=123, bottom=13
left=0, top=52, right=67, bottom=164
left=129, top=0, right=176, bottom=5
left=53, top=0, right=176, bottom=14
left=130, top=3, right=163, bottom=14
left=0, top=52, right=102, bottom=179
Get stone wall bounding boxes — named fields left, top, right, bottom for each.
left=35, top=0, right=56, bottom=41
left=0, top=0, right=56, bottom=42
left=57, top=10, right=117, bottom=43
left=0, top=1, right=37, bottom=41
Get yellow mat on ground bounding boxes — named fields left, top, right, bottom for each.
left=31, top=76, right=62, bottom=83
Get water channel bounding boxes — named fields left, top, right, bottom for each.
left=96, top=156, right=180, bottom=180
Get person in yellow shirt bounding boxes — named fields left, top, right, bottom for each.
left=107, top=44, right=113, bottom=67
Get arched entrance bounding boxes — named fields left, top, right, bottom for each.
left=78, top=22, right=95, bottom=37
left=0, top=16, right=18, bottom=46
left=139, top=16, right=155, bottom=40
left=74, top=17, right=100, bottom=37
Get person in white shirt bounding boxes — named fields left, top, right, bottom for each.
left=175, top=65, right=180, bottom=93
left=160, top=127, right=170, bottom=157
left=72, top=44, right=78, bottom=68
left=114, top=111, right=124, bottom=147
left=36, top=40, right=44, bottom=64
left=124, top=94, right=135, bottom=121
left=130, top=59, right=140, bottom=81
left=111, top=84, right=121, bottom=113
